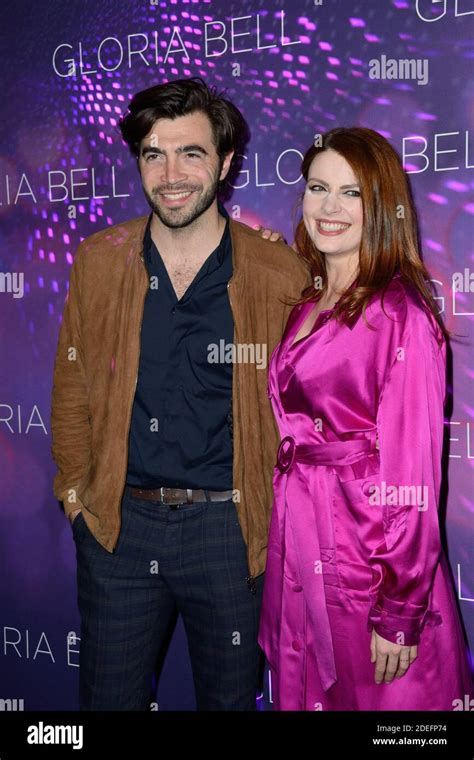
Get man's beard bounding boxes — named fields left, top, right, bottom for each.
left=143, top=163, right=223, bottom=230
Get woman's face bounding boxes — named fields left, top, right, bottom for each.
left=302, top=149, right=363, bottom=262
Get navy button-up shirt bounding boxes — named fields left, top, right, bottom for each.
left=126, top=207, right=234, bottom=490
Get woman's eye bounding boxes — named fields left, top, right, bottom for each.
left=306, top=185, right=360, bottom=196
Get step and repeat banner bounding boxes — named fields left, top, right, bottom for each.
left=0, top=0, right=472, bottom=711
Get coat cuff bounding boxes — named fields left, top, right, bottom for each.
left=367, top=592, right=442, bottom=647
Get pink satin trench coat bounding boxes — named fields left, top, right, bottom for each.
left=258, top=275, right=472, bottom=710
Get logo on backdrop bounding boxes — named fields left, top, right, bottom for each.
left=52, top=11, right=307, bottom=77
left=0, top=405, right=47, bottom=434
left=415, top=0, right=474, bottom=23
left=2, top=628, right=80, bottom=667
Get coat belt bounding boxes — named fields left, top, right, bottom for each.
left=273, top=434, right=376, bottom=692
left=276, top=434, right=374, bottom=473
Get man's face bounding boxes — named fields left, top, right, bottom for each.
left=138, top=111, right=233, bottom=229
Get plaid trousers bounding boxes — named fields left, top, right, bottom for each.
left=72, top=485, right=264, bottom=710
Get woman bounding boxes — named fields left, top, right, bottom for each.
left=258, top=127, right=472, bottom=710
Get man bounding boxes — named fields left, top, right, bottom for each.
left=51, top=77, right=311, bottom=710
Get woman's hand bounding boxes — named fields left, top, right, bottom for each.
left=370, top=628, right=417, bottom=684
left=253, top=224, right=285, bottom=243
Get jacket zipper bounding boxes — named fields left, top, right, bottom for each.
left=227, top=275, right=256, bottom=594
left=112, top=250, right=148, bottom=551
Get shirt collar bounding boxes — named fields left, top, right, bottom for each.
left=143, top=213, right=153, bottom=265
left=216, top=202, right=230, bottom=265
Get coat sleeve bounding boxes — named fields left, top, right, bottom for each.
left=367, top=306, right=446, bottom=646
left=50, top=244, right=91, bottom=518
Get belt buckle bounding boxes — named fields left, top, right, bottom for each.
left=161, top=487, right=181, bottom=506
left=277, top=435, right=296, bottom=473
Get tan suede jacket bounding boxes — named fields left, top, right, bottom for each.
left=51, top=215, right=311, bottom=579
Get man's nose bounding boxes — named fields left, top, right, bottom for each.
left=161, top=158, right=186, bottom=185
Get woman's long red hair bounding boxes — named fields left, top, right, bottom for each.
left=291, top=127, right=448, bottom=340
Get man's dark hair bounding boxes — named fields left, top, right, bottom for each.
left=119, top=77, right=250, bottom=161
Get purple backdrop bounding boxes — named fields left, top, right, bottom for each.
left=0, top=0, right=472, bottom=710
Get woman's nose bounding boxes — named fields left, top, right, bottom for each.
left=321, top=193, right=342, bottom=213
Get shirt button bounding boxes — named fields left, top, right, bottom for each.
left=292, top=640, right=301, bottom=652
left=292, top=584, right=303, bottom=593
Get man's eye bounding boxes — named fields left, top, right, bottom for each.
left=145, top=153, right=159, bottom=161
left=185, top=152, right=201, bottom=159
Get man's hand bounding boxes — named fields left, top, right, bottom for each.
left=69, top=508, right=82, bottom=525
left=370, top=628, right=417, bottom=684
left=253, top=224, right=286, bottom=243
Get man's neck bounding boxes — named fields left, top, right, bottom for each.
left=150, top=201, right=226, bottom=260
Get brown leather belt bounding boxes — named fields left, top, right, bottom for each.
left=128, top=485, right=234, bottom=506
